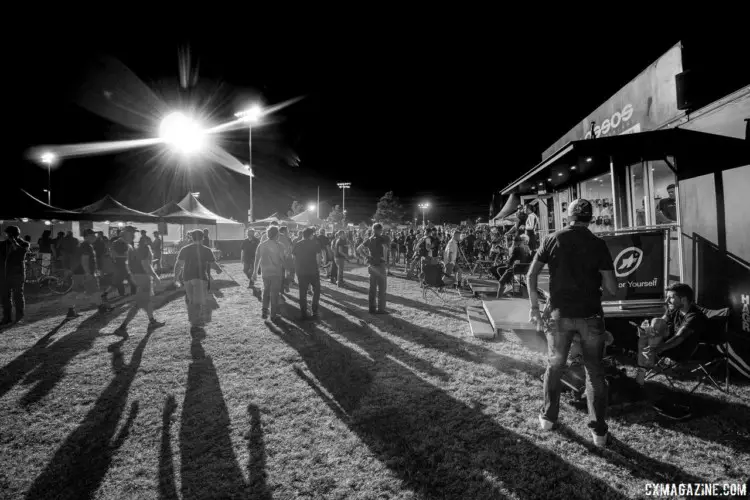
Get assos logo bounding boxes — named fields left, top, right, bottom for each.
left=614, top=247, right=643, bottom=277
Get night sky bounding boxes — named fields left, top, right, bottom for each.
left=11, top=27, right=743, bottom=225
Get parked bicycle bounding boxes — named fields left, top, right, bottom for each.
left=24, top=259, right=73, bottom=295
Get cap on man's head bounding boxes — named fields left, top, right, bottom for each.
left=122, top=225, right=138, bottom=233
left=567, top=199, right=593, bottom=221
left=4, top=225, right=20, bottom=237
left=83, top=228, right=96, bottom=237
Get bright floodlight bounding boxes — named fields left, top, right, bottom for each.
left=308, top=204, right=316, bottom=212
left=159, top=112, right=205, bottom=154
left=235, top=104, right=263, bottom=123
left=41, top=152, right=56, bottom=165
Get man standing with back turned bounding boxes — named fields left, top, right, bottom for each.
left=357, top=223, right=389, bottom=314
left=526, top=199, right=617, bottom=446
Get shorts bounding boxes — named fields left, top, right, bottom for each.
left=132, top=274, right=154, bottom=307
left=72, top=275, right=100, bottom=295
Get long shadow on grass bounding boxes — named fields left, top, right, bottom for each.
left=320, top=287, right=544, bottom=377
left=0, top=307, right=128, bottom=403
left=638, top=388, right=750, bottom=456
left=13, top=289, right=185, bottom=407
left=270, top=310, right=629, bottom=499
left=330, top=280, right=466, bottom=321
left=557, top=424, right=709, bottom=484
left=24, top=329, right=151, bottom=500
left=179, top=328, right=247, bottom=499
left=159, top=395, right=179, bottom=500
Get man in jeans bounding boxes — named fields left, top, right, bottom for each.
left=0, top=226, right=30, bottom=326
left=527, top=199, right=617, bottom=446
left=175, top=230, right=223, bottom=329
left=252, top=226, right=285, bottom=322
left=357, top=223, right=389, bottom=314
left=333, top=230, right=349, bottom=287
left=293, top=227, right=321, bottom=320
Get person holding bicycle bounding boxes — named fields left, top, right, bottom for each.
left=1, top=226, right=29, bottom=326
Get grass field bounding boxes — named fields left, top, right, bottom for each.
left=1, top=261, right=748, bottom=499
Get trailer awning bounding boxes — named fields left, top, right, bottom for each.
left=502, top=128, right=750, bottom=195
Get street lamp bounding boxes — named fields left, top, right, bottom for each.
left=337, top=182, right=351, bottom=224
left=418, top=202, right=430, bottom=231
left=235, top=104, right=263, bottom=223
left=307, top=203, right=317, bottom=212
left=40, top=151, right=56, bottom=205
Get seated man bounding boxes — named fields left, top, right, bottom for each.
left=490, top=234, right=532, bottom=295
left=635, top=283, right=708, bottom=386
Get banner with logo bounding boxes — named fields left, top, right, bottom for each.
left=601, top=231, right=665, bottom=301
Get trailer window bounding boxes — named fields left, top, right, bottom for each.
left=651, top=160, right=678, bottom=224
left=579, top=172, right=613, bottom=233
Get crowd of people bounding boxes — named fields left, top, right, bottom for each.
left=0, top=225, right=172, bottom=329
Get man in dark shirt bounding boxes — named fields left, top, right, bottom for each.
left=333, top=230, right=349, bottom=286
left=636, top=283, right=707, bottom=384
left=152, top=231, right=163, bottom=273
left=317, top=229, right=331, bottom=276
left=527, top=199, right=617, bottom=447
left=1, top=226, right=30, bottom=326
left=357, top=223, right=389, bottom=314
left=293, top=227, right=321, bottom=319
left=175, top=229, right=223, bottom=328
left=67, top=229, right=113, bottom=319
left=656, top=184, right=677, bottom=223
left=241, top=229, right=260, bottom=288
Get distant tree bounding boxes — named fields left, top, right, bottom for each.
left=326, top=204, right=344, bottom=226
left=372, top=191, right=404, bottom=226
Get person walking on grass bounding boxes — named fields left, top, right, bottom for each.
left=333, top=230, right=350, bottom=287
left=251, top=226, right=285, bottom=323
left=526, top=199, right=617, bottom=447
left=65, top=229, right=114, bottom=319
left=0, top=226, right=29, bottom=326
left=278, top=226, right=294, bottom=293
left=174, top=229, right=223, bottom=330
left=241, top=228, right=260, bottom=289
left=293, top=227, right=321, bottom=320
left=117, top=229, right=165, bottom=333
left=357, top=223, right=389, bottom=314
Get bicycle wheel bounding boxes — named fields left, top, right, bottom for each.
left=47, top=270, right=73, bottom=295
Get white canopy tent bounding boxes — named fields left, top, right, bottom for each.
left=177, top=193, right=245, bottom=240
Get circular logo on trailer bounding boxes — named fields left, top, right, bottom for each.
left=614, top=247, right=644, bottom=278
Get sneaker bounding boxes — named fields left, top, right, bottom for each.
left=271, top=316, right=282, bottom=324
left=590, top=430, right=609, bottom=446
left=66, top=309, right=81, bottom=319
left=261, top=310, right=269, bottom=320
left=299, top=312, right=309, bottom=321
left=538, top=415, right=555, bottom=431
left=310, top=311, right=320, bottom=320
left=98, top=304, right=114, bottom=313
left=148, top=318, right=166, bottom=328
left=369, top=308, right=377, bottom=314
left=15, top=316, right=26, bottom=325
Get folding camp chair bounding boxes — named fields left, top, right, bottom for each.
left=645, top=306, right=731, bottom=394
left=420, top=259, right=459, bottom=303
left=509, top=263, right=531, bottom=297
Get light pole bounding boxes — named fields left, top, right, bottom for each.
left=235, top=104, right=263, bottom=223
left=418, top=203, right=430, bottom=231
left=337, top=182, right=351, bottom=225
left=40, top=152, right=56, bottom=205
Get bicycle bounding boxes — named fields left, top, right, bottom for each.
left=24, top=259, right=73, bottom=295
